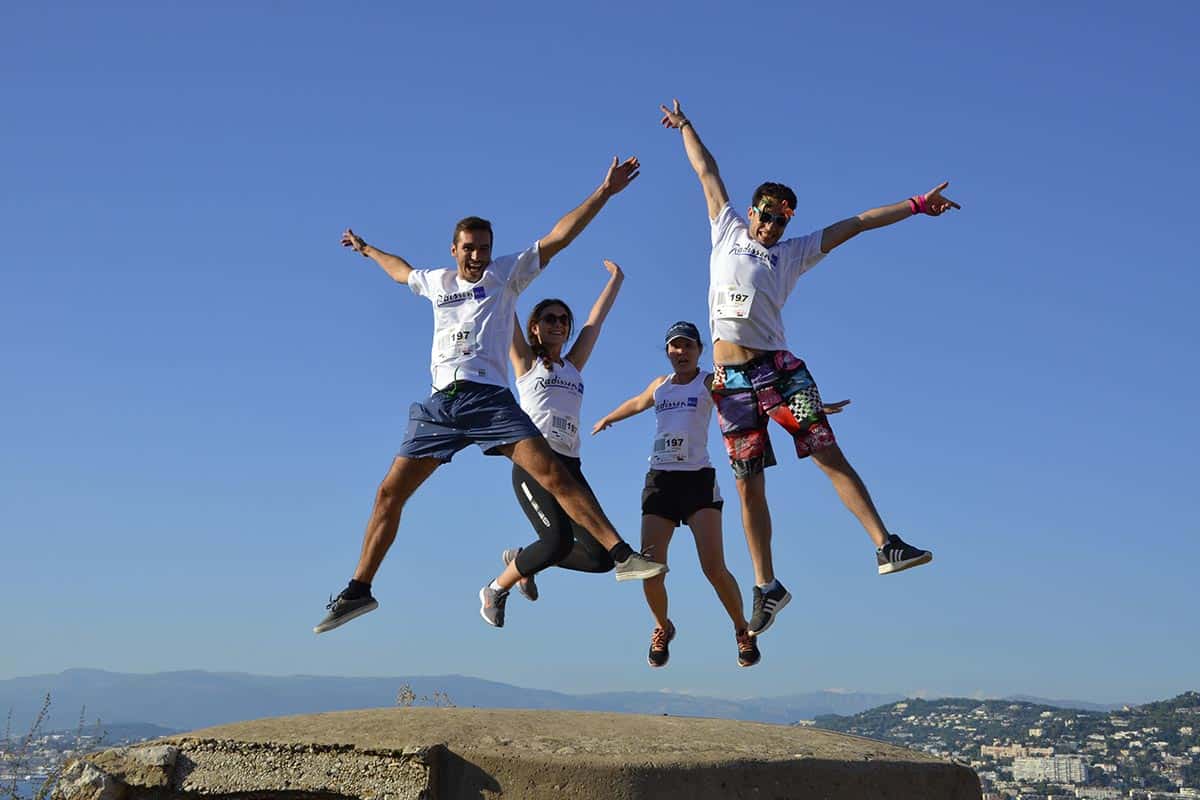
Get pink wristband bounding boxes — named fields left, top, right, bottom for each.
left=915, top=194, right=929, bottom=215
left=907, top=197, right=919, bottom=215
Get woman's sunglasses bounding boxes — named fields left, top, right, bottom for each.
left=539, top=313, right=571, bottom=326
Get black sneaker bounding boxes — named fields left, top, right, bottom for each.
left=313, top=590, right=378, bottom=634
left=647, top=620, right=676, bottom=668
left=876, top=534, right=933, bottom=575
left=747, top=581, right=791, bottom=637
left=501, top=548, right=538, bottom=602
left=736, top=629, right=761, bottom=668
left=479, top=585, right=509, bottom=628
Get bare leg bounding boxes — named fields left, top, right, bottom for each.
left=640, top=516, right=675, bottom=628
left=810, top=444, right=890, bottom=548
left=492, top=559, right=524, bottom=592
left=686, top=508, right=746, bottom=631
left=735, top=472, right=774, bottom=585
left=352, top=456, right=441, bottom=583
left=502, top=437, right=623, bottom=549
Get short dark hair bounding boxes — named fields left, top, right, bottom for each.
left=751, top=182, right=797, bottom=212
left=452, top=216, right=493, bottom=246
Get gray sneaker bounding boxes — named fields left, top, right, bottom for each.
left=313, top=590, right=378, bottom=634
left=479, top=585, right=509, bottom=628
left=501, top=548, right=538, bottom=602
left=614, top=552, right=668, bottom=582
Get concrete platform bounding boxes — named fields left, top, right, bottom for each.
left=54, top=707, right=982, bottom=799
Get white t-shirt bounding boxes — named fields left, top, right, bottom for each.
left=515, top=358, right=585, bottom=458
left=407, top=243, right=541, bottom=390
left=708, top=202, right=826, bottom=352
left=650, top=371, right=714, bottom=471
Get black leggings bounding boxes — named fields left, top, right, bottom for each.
left=511, top=453, right=615, bottom=576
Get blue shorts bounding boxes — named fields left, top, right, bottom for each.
left=397, top=382, right=541, bottom=463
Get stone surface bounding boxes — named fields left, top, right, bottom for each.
left=51, top=760, right=126, bottom=800
left=56, top=708, right=982, bottom=799
left=90, top=744, right=177, bottom=788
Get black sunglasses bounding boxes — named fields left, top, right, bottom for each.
left=539, top=313, right=570, bottom=326
left=755, top=207, right=791, bottom=227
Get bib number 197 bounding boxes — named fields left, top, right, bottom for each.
left=436, top=323, right=477, bottom=359
left=714, top=285, right=755, bottom=319
left=651, top=431, right=689, bottom=464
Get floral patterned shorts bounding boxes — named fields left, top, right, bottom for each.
left=711, top=350, right=836, bottom=479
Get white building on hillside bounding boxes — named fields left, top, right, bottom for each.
left=1012, top=755, right=1088, bottom=783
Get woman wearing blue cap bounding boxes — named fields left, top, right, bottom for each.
left=592, top=321, right=761, bottom=668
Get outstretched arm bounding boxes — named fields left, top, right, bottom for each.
left=566, top=259, right=624, bottom=371
left=820, top=182, right=961, bottom=254
left=509, top=312, right=536, bottom=378
left=341, top=228, right=415, bottom=284
left=592, top=375, right=667, bottom=435
left=538, top=157, right=640, bottom=267
left=659, top=99, right=729, bottom=220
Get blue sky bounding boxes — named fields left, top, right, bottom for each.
left=3, top=1, right=1197, bottom=704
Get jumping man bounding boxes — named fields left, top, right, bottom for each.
left=658, top=99, right=960, bottom=637
left=314, top=157, right=667, bottom=634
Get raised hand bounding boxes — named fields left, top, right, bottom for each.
left=601, top=156, right=641, bottom=196
left=592, top=417, right=613, bottom=435
left=602, top=259, right=623, bottom=279
left=918, top=182, right=961, bottom=216
left=659, top=98, right=687, bottom=129
left=341, top=228, right=368, bottom=256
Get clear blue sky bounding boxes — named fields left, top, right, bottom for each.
left=3, top=1, right=1197, bottom=704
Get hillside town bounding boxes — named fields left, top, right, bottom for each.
left=2, top=720, right=167, bottom=794
left=813, top=691, right=1200, bottom=799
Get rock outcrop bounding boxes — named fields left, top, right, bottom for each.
left=54, top=707, right=981, bottom=799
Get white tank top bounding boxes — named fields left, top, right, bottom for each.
left=516, top=358, right=585, bottom=458
left=649, top=370, right=713, bottom=471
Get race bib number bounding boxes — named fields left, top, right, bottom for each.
left=548, top=414, right=579, bottom=448
left=435, top=323, right=477, bottom=359
left=713, top=285, right=756, bottom=319
left=651, top=431, right=689, bottom=465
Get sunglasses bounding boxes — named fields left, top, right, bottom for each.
left=538, top=313, right=570, bottom=326
left=755, top=207, right=791, bottom=228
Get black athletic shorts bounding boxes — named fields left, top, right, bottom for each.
left=640, top=468, right=724, bottom=527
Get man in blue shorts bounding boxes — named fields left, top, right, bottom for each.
left=315, top=156, right=666, bottom=634
left=658, top=99, right=960, bottom=637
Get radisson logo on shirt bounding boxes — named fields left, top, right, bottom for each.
left=436, top=286, right=487, bottom=306
left=534, top=375, right=583, bottom=394
left=656, top=397, right=699, bottom=412
left=728, top=241, right=778, bottom=267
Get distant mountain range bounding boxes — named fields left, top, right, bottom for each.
left=1002, top=693, right=1122, bottom=712
left=1, top=669, right=903, bottom=734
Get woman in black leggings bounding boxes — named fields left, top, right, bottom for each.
left=500, top=259, right=626, bottom=602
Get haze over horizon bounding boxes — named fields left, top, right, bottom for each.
left=5, top=667, right=1174, bottom=736
left=4, top=2, right=1197, bottom=705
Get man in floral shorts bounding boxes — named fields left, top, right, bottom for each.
left=659, top=98, right=961, bottom=636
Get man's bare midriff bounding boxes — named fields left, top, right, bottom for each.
left=713, top=339, right=766, bottom=366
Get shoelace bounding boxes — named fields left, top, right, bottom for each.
left=737, top=631, right=755, bottom=653
left=325, top=594, right=339, bottom=611
left=650, top=626, right=671, bottom=649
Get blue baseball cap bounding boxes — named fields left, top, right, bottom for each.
left=665, top=321, right=701, bottom=344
